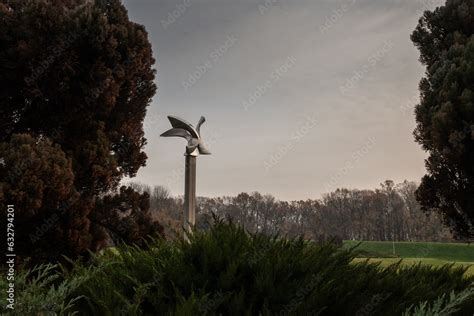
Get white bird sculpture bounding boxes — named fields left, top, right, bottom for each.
left=160, top=116, right=211, bottom=156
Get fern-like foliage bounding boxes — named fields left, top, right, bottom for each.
left=1, top=218, right=473, bottom=315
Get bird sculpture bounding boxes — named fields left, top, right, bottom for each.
left=160, top=116, right=211, bottom=156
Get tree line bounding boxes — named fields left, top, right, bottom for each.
left=130, top=180, right=453, bottom=242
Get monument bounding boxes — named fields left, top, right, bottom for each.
left=161, top=116, right=211, bottom=234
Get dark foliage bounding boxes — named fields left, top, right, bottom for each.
left=0, top=0, right=162, bottom=264
left=411, top=0, right=474, bottom=240
left=91, top=186, right=163, bottom=249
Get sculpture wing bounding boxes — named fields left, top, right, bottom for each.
left=160, top=128, right=192, bottom=142
left=198, top=143, right=211, bottom=155
left=168, top=116, right=199, bottom=139
left=161, top=115, right=212, bottom=156
left=196, top=116, right=206, bottom=134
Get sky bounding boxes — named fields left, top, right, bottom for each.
left=122, top=0, right=445, bottom=201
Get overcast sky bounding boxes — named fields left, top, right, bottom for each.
left=122, top=0, right=444, bottom=200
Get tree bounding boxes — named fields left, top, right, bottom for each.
left=0, top=134, right=81, bottom=262
left=411, top=0, right=474, bottom=240
left=191, top=181, right=451, bottom=242
left=91, top=186, right=163, bottom=248
left=0, top=0, right=162, bottom=263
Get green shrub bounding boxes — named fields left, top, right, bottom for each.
left=403, top=287, right=474, bottom=316
left=0, top=264, right=83, bottom=315
left=2, top=219, right=474, bottom=315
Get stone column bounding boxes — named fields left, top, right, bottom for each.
left=184, top=154, right=196, bottom=233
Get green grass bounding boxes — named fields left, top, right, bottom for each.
left=353, top=258, right=474, bottom=276
left=345, top=240, right=474, bottom=277
left=344, top=240, right=474, bottom=262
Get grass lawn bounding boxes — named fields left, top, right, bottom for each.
left=352, top=257, right=474, bottom=276
left=345, top=241, right=474, bottom=276
left=344, top=240, right=474, bottom=261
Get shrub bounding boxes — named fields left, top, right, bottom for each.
left=0, top=264, right=83, bottom=315
left=2, top=219, right=473, bottom=315
left=403, top=287, right=474, bottom=316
